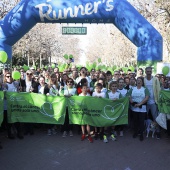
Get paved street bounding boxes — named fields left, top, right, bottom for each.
left=0, top=127, right=170, bottom=170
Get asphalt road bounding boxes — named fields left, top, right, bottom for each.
left=0, top=127, right=170, bottom=170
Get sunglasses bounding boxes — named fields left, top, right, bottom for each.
left=27, top=73, right=32, bottom=76
left=6, top=76, right=11, bottom=78
left=67, top=81, right=73, bottom=83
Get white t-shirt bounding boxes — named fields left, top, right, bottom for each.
left=145, top=78, right=155, bottom=104
left=131, top=86, right=147, bottom=112
left=107, top=91, right=121, bottom=100
left=63, top=87, right=77, bottom=96
left=26, top=81, right=32, bottom=92
left=79, top=93, right=90, bottom=96
left=92, top=91, right=106, bottom=98
left=117, top=88, right=127, bottom=97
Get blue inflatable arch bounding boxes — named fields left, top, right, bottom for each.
left=0, top=0, right=163, bottom=63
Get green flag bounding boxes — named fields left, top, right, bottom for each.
left=158, top=90, right=170, bottom=114
left=68, top=96, right=129, bottom=127
left=0, top=91, right=4, bottom=126
left=6, top=92, right=66, bottom=124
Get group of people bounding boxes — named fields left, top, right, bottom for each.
left=0, top=64, right=170, bottom=149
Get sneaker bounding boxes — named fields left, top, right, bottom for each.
left=47, top=129, right=52, bottom=136
left=69, top=130, right=73, bottom=137
left=103, top=135, right=108, bottom=143
left=110, top=134, right=116, bottom=141
left=120, top=131, right=124, bottom=137
left=112, top=131, right=117, bottom=137
left=81, top=134, right=86, bottom=141
left=156, top=132, right=161, bottom=139
left=88, top=135, right=93, bottom=143
left=62, top=131, right=67, bottom=137
left=52, top=128, right=57, bottom=135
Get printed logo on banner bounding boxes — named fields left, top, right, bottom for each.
left=102, top=103, right=127, bottom=120
left=39, top=102, right=64, bottom=119
left=10, top=94, right=26, bottom=102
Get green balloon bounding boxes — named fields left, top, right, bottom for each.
left=98, top=58, right=101, bottom=63
left=51, top=63, right=55, bottom=69
left=12, top=71, right=21, bottom=80
left=162, top=66, right=169, bottom=76
left=0, top=51, right=8, bottom=63
left=23, top=65, right=29, bottom=71
left=129, top=66, right=135, bottom=72
left=69, top=54, right=73, bottom=59
left=64, top=54, right=69, bottom=59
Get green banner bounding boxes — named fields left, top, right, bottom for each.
left=68, top=96, right=129, bottom=127
left=6, top=92, right=66, bottom=124
left=158, top=90, right=170, bottom=114
left=0, top=91, right=4, bottom=126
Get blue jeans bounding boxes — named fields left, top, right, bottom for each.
left=147, top=103, right=160, bottom=132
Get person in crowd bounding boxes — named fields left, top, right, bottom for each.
left=92, top=83, right=106, bottom=140
left=20, top=70, right=39, bottom=135
left=2, top=71, right=24, bottom=139
left=104, top=81, right=122, bottom=143
left=129, top=72, right=136, bottom=79
left=60, top=73, right=69, bottom=87
left=129, top=77, right=149, bottom=141
left=95, top=70, right=100, bottom=80
left=44, top=71, right=50, bottom=84
left=137, top=68, right=144, bottom=77
left=70, top=69, right=78, bottom=86
left=144, top=67, right=161, bottom=139
left=95, top=78, right=108, bottom=94
left=124, top=76, right=130, bottom=90
left=54, top=67, right=59, bottom=75
left=60, top=78, right=77, bottom=137
left=76, top=67, right=91, bottom=88
left=129, top=77, right=136, bottom=90
left=116, top=78, right=128, bottom=137
left=77, top=78, right=91, bottom=95
left=46, top=73, right=60, bottom=135
left=38, top=76, right=49, bottom=94
left=106, top=71, right=113, bottom=89
left=113, top=70, right=120, bottom=81
left=79, top=84, right=93, bottom=143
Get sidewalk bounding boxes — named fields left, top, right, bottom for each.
left=0, top=128, right=170, bottom=170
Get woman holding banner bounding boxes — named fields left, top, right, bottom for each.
left=129, top=77, right=149, bottom=141
left=59, top=78, right=77, bottom=137
left=45, top=73, right=59, bottom=136
left=2, top=71, right=24, bottom=139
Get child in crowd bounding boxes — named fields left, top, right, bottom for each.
left=104, top=81, right=122, bottom=143
left=79, top=84, right=93, bottom=143
left=92, top=83, right=106, bottom=140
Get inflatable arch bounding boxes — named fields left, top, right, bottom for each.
left=0, top=0, right=163, bottom=64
